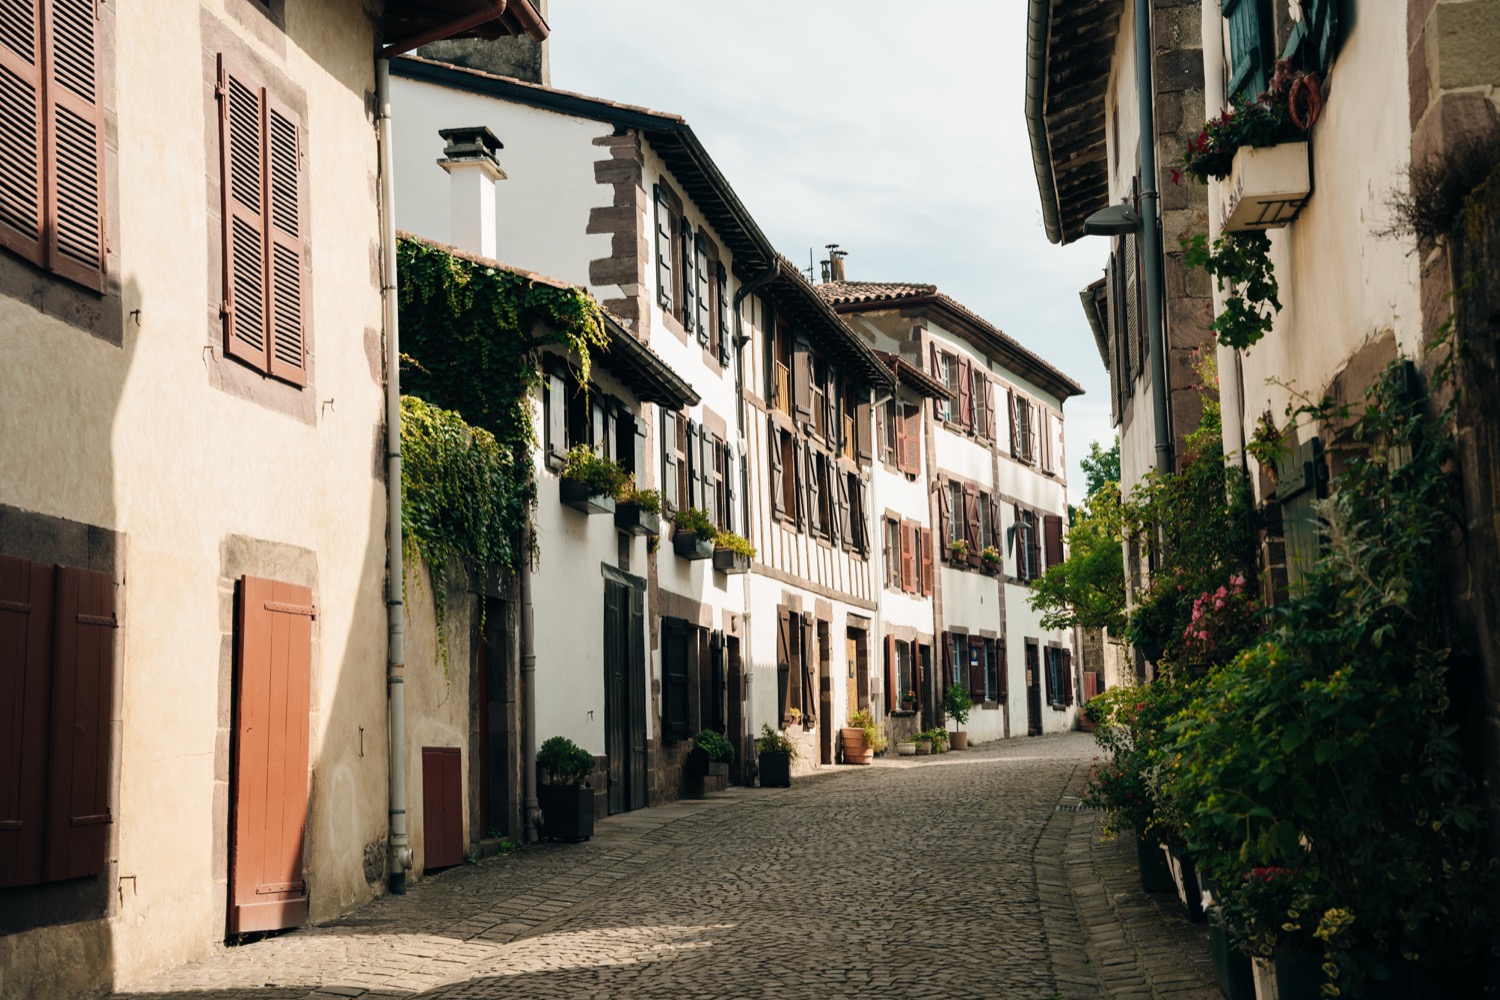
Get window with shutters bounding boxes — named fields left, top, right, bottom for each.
left=712, top=439, right=727, bottom=530
left=776, top=429, right=797, bottom=521
left=883, top=517, right=900, bottom=590
left=978, top=491, right=993, bottom=551
left=653, top=183, right=673, bottom=310
left=948, top=632, right=967, bottom=695
left=939, top=353, right=957, bottom=422
left=881, top=400, right=898, bottom=467
left=946, top=480, right=964, bottom=546
left=217, top=54, right=307, bottom=386
left=893, top=640, right=914, bottom=711
left=973, top=371, right=989, bottom=440
left=1013, top=395, right=1035, bottom=464
left=0, top=0, right=107, bottom=293
left=1015, top=508, right=1039, bottom=582
left=693, top=231, right=710, bottom=346
left=1047, top=647, right=1070, bottom=708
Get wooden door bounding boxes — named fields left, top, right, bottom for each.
left=603, top=581, right=627, bottom=815
left=726, top=636, right=744, bottom=785
left=1025, top=642, right=1043, bottom=736
left=421, top=747, right=462, bottom=869
left=230, top=577, right=312, bottom=935
left=476, top=603, right=509, bottom=838
left=844, top=634, right=858, bottom=721
left=627, top=587, right=647, bottom=810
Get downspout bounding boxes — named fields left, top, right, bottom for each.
left=868, top=384, right=894, bottom=726
left=375, top=57, right=411, bottom=895
left=1136, top=0, right=1173, bottom=475
left=521, top=529, right=539, bottom=843
left=1025, top=0, right=1064, bottom=245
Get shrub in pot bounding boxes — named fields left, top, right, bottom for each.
left=943, top=684, right=973, bottom=750
left=688, top=729, right=734, bottom=778
left=672, top=506, right=716, bottom=560
left=840, top=709, right=885, bottom=765
left=560, top=446, right=625, bottom=515
left=756, top=723, right=795, bottom=787
left=614, top=480, right=662, bottom=536
left=537, top=735, right=595, bottom=841
left=711, top=530, right=754, bottom=573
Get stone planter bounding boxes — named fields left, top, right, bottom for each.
left=896, top=742, right=917, bottom=756
left=914, top=739, right=932, bottom=756
left=613, top=502, right=660, bottom=537
left=672, top=530, right=714, bottom=561
left=840, top=727, right=873, bottom=765
left=1220, top=140, right=1311, bottom=232
left=712, top=548, right=750, bottom=574
left=758, top=750, right=791, bottom=787
left=559, top=477, right=615, bottom=515
left=1135, top=833, right=1175, bottom=893
left=949, top=731, right=969, bottom=751
left=539, top=783, right=594, bottom=841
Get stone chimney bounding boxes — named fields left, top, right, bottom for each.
left=437, top=126, right=505, bottom=260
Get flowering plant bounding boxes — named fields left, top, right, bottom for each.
left=1176, top=60, right=1320, bottom=184
left=1180, top=574, right=1261, bottom=667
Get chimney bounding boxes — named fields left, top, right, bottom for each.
left=826, top=244, right=847, bottom=282
left=437, top=126, right=505, bottom=259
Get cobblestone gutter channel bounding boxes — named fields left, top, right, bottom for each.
left=113, top=734, right=1221, bottom=1000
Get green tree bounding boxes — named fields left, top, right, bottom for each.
left=1028, top=483, right=1126, bottom=631
left=1080, top=439, right=1120, bottom=498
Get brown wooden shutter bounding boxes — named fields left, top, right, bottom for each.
left=421, top=746, right=463, bottom=870
left=855, top=400, right=872, bottom=463
left=985, top=380, right=996, bottom=440
left=231, top=576, right=312, bottom=933
left=1043, top=647, right=1056, bottom=705
left=791, top=437, right=806, bottom=530
left=1008, top=389, right=1019, bottom=457
left=997, top=640, right=1008, bottom=702
left=937, top=479, right=951, bottom=561
left=963, top=483, right=981, bottom=567
left=792, top=342, right=812, bottom=422
left=957, top=357, right=973, bottom=431
left=776, top=610, right=792, bottom=725
left=834, top=470, right=850, bottom=548
left=900, top=521, right=916, bottom=593
left=929, top=342, right=943, bottom=419
left=916, top=528, right=930, bottom=595
left=805, top=445, right=821, bottom=536
left=969, top=636, right=986, bottom=703
left=1044, top=513, right=1064, bottom=568
left=989, top=496, right=1001, bottom=561
left=1062, top=650, right=1074, bottom=705
left=219, top=55, right=269, bottom=372
left=884, top=633, right=896, bottom=712
left=265, top=94, right=305, bottom=384
left=0, top=556, right=54, bottom=888
left=43, top=0, right=105, bottom=290
left=663, top=616, right=690, bottom=740
left=0, top=0, right=44, bottom=266
left=45, top=564, right=114, bottom=882
left=800, top=615, right=816, bottom=725
left=768, top=420, right=785, bottom=519
left=893, top=403, right=908, bottom=474
left=903, top=406, right=921, bottom=473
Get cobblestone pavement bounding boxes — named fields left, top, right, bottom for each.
left=115, top=733, right=1221, bottom=1000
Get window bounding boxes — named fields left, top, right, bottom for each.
left=882, top=400, right=898, bottom=466
left=770, top=320, right=792, bottom=414
left=653, top=184, right=673, bottom=310
left=1045, top=647, right=1074, bottom=708
left=0, top=556, right=116, bottom=888
left=949, top=632, right=968, bottom=693
left=894, top=640, right=914, bottom=710
left=713, top=440, right=728, bottom=530
left=815, top=453, right=833, bottom=538
left=1010, top=390, right=1035, bottom=463
left=1015, top=508, right=1040, bottom=582
left=777, top=609, right=814, bottom=727
left=0, top=0, right=106, bottom=292
left=978, top=491, right=993, bottom=551
left=774, top=429, right=797, bottom=522
left=884, top=517, right=901, bottom=589
left=940, top=353, right=957, bottom=421
left=986, top=639, right=1003, bottom=702
left=218, top=54, right=306, bottom=384
left=947, top=481, right=964, bottom=544
left=848, top=473, right=869, bottom=557
left=973, top=370, right=989, bottom=439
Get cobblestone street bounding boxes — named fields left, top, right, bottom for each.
left=114, top=734, right=1218, bottom=1000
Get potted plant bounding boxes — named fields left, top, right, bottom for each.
left=686, top=729, right=733, bottom=778
left=671, top=506, right=716, bottom=560
left=913, top=734, right=932, bottom=755
left=614, top=480, right=662, bottom=537
left=900, top=689, right=917, bottom=712
left=926, top=727, right=950, bottom=754
left=896, top=740, right=917, bottom=756
left=943, top=684, right=973, bottom=750
left=756, top=723, right=795, bottom=788
left=560, top=445, right=625, bottom=515
left=948, top=538, right=969, bottom=562
left=840, top=709, right=885, bottom=765
left=980, top=545, right=1002, bottom=573
left=712, top=530, right=754, bottom=574
left=536, top=735, right=596, bottom=842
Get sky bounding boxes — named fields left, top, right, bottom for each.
left=547, top=0, right=1113, bottom=502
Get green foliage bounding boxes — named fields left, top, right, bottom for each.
left=674, top=506, right=716, bottom=537
left=756, top=723, right=797, bottom=758
left=979, top=545, right=1002, bottom=568
left=1029, top=483, right=1127, bottom=632
left=949, top=538, right=968, bottom=559
left=1182, top=231, right=1282, bottom=350
left=916, top=727, right=949, bottom=751
left=1175, top=59, right=1313, bottom=184
left=1080, top=439, right=1121, bottom=499
left=942, top=683, right=973, bottom=728
left=693, top=729, right=735, bottom=764
left=537, top=736, right=595, bottom=786
left=849, top=708, right=888, bottom=753
left=562, top=445, right=627, bottom=499
left=617, top=480, right=662, bottom=513
left=1082, top=678, right=1200, bottom=843
left=713, top=530, right=756, bottom=558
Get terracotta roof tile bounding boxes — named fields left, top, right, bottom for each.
left=816, top=281, right=937, bottom=305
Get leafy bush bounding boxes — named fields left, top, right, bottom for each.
left=693, top=729, right=734, bottom=764
left=673, top=506, right=716, bottom=537
left=713, top=530, right=756, bottom=558
left=537, top=736, right=595, bottom=786
left=616, top=479, right=662, bottom=513
left=756, top=723, right=797, bottom=758
left=942, top=684, right=973, bottom=728
left=849, top=709, right=887, bottom=753
left=562, top=445, right=626, bottom=499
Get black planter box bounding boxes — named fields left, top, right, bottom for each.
left=1209, top=924, right=1256, bottom=1000
left=1136, top=834, right=1175, bottom=893
left=613, top=502, right=660, bottom=537
left=758, top=750, right=791, bottom=787
left=559, top=477, right=615, bottom=515
left=1167, top=847, right=1206, bottom=922
left=673, top=530, right=714, bottom=560
left=539, top=783, right=594, bottom=841
left=712, top=549, right=750, bottom=574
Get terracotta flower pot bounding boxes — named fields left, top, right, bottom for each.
left=949, top=731, right=969, bottom=751
left=839, top=727, right=873, bottom=765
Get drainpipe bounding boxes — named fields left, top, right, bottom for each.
left=1136, top=0, right=1173, bottom=476
left=867, top=385, right=894, bottom=726
left=375, top=58, right=412, bottom=895
left=521, top=531, right=540, bottom=843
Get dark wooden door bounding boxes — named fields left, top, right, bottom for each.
left=726, top=636, right=744, bottom=785
left=421, top=747, right=462, bottom=869
left=1025, top=642, right=1043, bottom=736
left=476, top=602, right=509, bottom=838
left=603, top=581, right=627, bottom=815
left=627, top=587, right=646, bottom=810
left=231, top=576, right=312, bottom=935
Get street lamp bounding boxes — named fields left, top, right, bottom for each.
left=1083, top=201, right=1142, bottom=237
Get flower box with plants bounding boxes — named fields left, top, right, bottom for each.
left=900, top=689, right=917, bottom=713
left=537, top=735, right=596, bottom=842
left=686, top=729, right=734, bottom=779
left=671, top=507, right=716, bottom=560
left=943, top=684, right=973, bottom=751
left=559, top=445, right=625, bottom=515
left=756, top=724, right=795, bottom=787
left=840, top=709, right=885, bottom=765
left=948, top=538, right=968, bottom=563
left=711, top=531, right=754, bottom=574
left=613, top=481, right=661, bottom=537
left=979, top=545, right=1002, bottom=574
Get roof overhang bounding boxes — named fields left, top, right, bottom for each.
left=381, top=1, right=548, bottom=56
left=1080, top=276, right=1110, bottom=371
left=1025, top=0, right=1123, bottom=245
left=601, top=314, right=700, bottom=409
left=769, top=263, right=896, bottom=393
left=875, top=351, right=951, bottom=400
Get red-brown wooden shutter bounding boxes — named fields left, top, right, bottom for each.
left=219, top=54, right=269, bottom=372
left=776, top=610, right=792, bottom=725
left=421, top=747, right=463, bottom=870
left=1044, top=648, right=1056, bottom=705
left=0, top=556, right=54, bottom=888
left=937, top=479, right=951, bottom=561
left=855, top=400, right=872, bottom=463
left=1062, top=650, right=1074, bottom=705
left=792, top=343, right=812, bottom=422
left=42, top=0, right=105, bottom=290
left=985, top=380, right=996, bottom=440
left=0, top=0, right=44, bottom=266
left=1044, top=513, right=1064, bottom=568
left=904, top=406, right=921, bottom=473
left=919, top=527, right=933, bottom=595
left=892, top=403, right=908, bottom=474
left=1008, top=389, right=1019, bottom=457
left=900, top=521, right=916, bottom=593
left=884, top=633, right=896, bottom=712
left=957, top=357, right=973, bottom=431
left=231, top=576, right=313, bottom=934
left=45, top=564, right=114, bottom=882
left=800, top=614, right=816, bottom=725
left=997, top=640, right=1008, bottom=701
left=929, top=342, right=943, bottom=419
left=265, top=93, right=305, bottom=385
left=969, top=636, right=985, bottom=703
left=963, top=484, right=981, bottom=567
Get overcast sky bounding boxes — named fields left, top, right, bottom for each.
left=548, top=0, right=1112, bottom=500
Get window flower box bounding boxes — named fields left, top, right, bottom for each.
left=613, top=501, right=660, bottom=537
left=1220, top=140, right=1310, bottom=232
left=559, top=477, right=615, bottom=515
left=712, top=548, right=750, bottom=574
left=673, top=530, right=714, bottom=560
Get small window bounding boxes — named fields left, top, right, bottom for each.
left=978, top=491, right=993, bottom=551
left=779, top=431, right=797, bottom=519
left=940, top=354, right=957, bottom=421
left=973, top=371, right=989, bottom=439
left=1015, top=400, right=1034, bottom=463
left=895, top=641, right=915, bottom=709
left=885, top=517, right=901, bottom=590
left=950, top=633, right=968, bottom=692
left=948, top=481, right=964, bottom=544
left=882, top=400, right=898, bottom=466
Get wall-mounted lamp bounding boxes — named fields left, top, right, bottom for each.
left=1082, top=201, right=1142, bottom=237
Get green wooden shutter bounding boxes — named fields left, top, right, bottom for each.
left=1224, top=0, right=1271, bottom=101
left=653, top=184, right=671, bottom=309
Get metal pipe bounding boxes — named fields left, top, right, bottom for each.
left=1025, top=0, right=1064, bottom=245
left=520, top=530, right=539, bottom=843
left=1136, top=0, right=1173, bottom=476
left=376, top=58, right=412, bottom=896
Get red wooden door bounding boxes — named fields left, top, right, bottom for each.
left=231, top=576, right=313, bottom=934
left=0, top=556, right=55, bottom=887
left=421, top=747, right=462, bottom=870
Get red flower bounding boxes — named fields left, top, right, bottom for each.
left=1170, top=167, right=1183, bottom=186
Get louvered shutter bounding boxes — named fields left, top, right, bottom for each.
left=900, top=521, right=915, bottom=593
left=988, top=496, right=1001, bottom=562
left=884, top=634, right=896, bottom=712
left=660, top=410, right=677, bottom=513
left=792, top=342, right=812, bottom=422
left=1224, top=0, right=1269, bottom=102
left=776, top=610, right=792, bottom=725
left=0, top=0, right=44, bottom=266
left=264, top=93, right=305, bottom=384
left=903, top=406, right=921, bottom=473
left=985, top=380, right=996, bottom=440
left=724, top=444, right=737, bottom=533
left=937, top=479, right=951, bottom=560
left=684, top=418, right=698, bottom=510
left=679, top=217, right=695, bottom=330
left=963, top=484, right=981, bottom=567
left=663, top=617, right=690, bottom=741
left=792, top=437, right=806, bottom=530
left=929, top=343, right=943, bottom=419
left=699, top=428, right=714, bottom=522
left=0, top=556, right=54, bottom=888
left=1062, top=649, right=1074, bottom=706
left=800, top=615, right=816, bottom=725
left=1044, top=647, right=1056, bottom=705
left=717, top=264, right=731, bottom=365
left=1008, top=389, right=1019, bottom=457
left=219, top=55, right=268, bottom=371
left=694, top=234, right=710, bottom=345
left=740, top=443, right=751, bottom=539
left=1026, top=402, right=1038, bottom=463
left=768, top=421, right=785, bottom=518
left=919, top=528, right=933, bottom=595
left=46, top=564, right=115, bottom=882
left=855, top=400, right=872, bottom=463
left=833, top=469, right=848, bottom=547
left=653, top=184, right=672, bottom=308
left=1124, top=233, right=1141, bottom=381
left=856, top=479, right=871, bottom=555
left=805, top=445, right=821, bottom=536
left=957, top=358, right=973, bottom=431
left=893, top=404, right=908, bottom=474
left=1044, top=513, right=1064, bottom=568
left=969, top=636, right=986, bottom=704
left=43, top=0, right=104, bottom=289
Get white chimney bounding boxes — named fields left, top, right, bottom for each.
left=437, top=126, right=505, bottom=259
